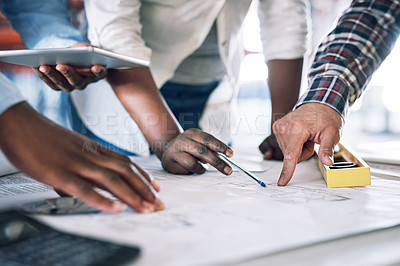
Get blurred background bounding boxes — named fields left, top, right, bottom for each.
left=0, top=0, right=399, bottom=155
left=236, top=0, right=400, bottom=155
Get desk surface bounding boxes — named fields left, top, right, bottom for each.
left=1, top=155, right=400, bottom=266
left=235, top=225, right=400, bottom=266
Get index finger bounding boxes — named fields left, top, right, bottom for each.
left=98, top=148, right=161, bottom=192
left=277, top=132, right=309, bottom=186
left=38, top=65, right=75, bottom=91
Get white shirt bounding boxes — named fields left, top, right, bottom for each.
left=76, top=0, right=309, bottom=149
left=0, top=73, right=25, bottom=116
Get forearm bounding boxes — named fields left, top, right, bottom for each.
left=107, top=68, right=182, bottom=158
left=0, top=102, right=164, bottom=213
left=267, top=58, right=303, bottom=124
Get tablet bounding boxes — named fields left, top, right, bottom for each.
left=0, top=46, right=149, bottom=69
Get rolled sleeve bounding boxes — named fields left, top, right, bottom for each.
left=258, top=0, right=310, bottom=61
left=84, top=0, right=151, bottom=62
left=297, top=75, right=350, bottom=117
left=0, top=74, right=25, bottom=116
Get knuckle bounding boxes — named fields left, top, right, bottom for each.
left=197, top=145, right=208, bottom=155
left=46, top=70, right=56, bottom=78
left=103, top=172, right=122, bottom=186
left=216, top=141, right=226, bottom=152
left=203, top=134, right=212, bottom=145
left=186, top=128, right=196, bottom=134
left=76, top=182, right=93, bottom=196
left=273, top=121, right=289, bottom=135
left=122, top=162, right=136, bottom=175
left=214, top=159, right=225, bottom=171
left=284, top=150, right=297, bottom=161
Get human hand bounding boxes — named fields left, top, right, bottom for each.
left=0, top=102, right=163, bottom=213
left=258, top=133, right=284, bottom=160
left=161, top=128, right=234, bottom=175
left=273, top=103, right=343, bottom=186
left=33, top=43, right=107, bottom=92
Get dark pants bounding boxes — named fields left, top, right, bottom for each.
left=160, top=81, right=219, bottom=130
left=69, top=81, right=219, bottom=155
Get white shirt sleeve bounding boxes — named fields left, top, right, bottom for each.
left=0, top=73, right=25, bottom=116
left=258, top=0, right=310, bottom=61
left=84, top=0, right=151, bottom=61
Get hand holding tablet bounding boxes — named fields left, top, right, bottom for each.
left=0, top=43, right=149, bottom=91
left=0, top=44, right=149, bottom=69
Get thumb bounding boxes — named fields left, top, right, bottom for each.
left=318, top=135, right=337, bottom=166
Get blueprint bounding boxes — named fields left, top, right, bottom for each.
left=0, top=173, right=57, bottom=210
left=0, top=154, right=400, bottom=265
left=24, top=154, right=400, bottom=266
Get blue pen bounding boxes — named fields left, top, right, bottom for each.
left=217, top=153, right=267, bottom=188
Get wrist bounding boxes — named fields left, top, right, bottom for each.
left=151, top=131, right=180, bottom=159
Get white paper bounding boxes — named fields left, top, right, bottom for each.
left=368, top=162, right=400, bottom=179
left=0, top=173, right=57, bottom=210
left=357, top=141, right=400, bottom=165
left=0, top=150, right=18, bottom=176
left=28, top=156, right=400, bottom=266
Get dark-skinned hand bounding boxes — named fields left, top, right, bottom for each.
left=33, top=43, right=107, bottom=92
left=0, top=102, right=164, bottom=213
left=258, top=133, right=284, bottom=160
left=161, top=128, right=234, bottom=176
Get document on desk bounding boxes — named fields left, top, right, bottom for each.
left=11, top=155, right=400, bottom=266
left=0, top=173, right=58, bottom=210
left=358, top=140, right=400, bottom=165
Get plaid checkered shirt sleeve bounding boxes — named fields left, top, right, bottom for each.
left=296, top=0, right=400, bottom=117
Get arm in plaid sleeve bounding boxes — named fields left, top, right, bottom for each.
left=297, top=0, right=400, bottom=117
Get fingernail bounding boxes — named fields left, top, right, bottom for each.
left=93, top=68, right=103, bottom=74
left=226, top=148, right=234, bottom=157
left=151, top=180, right=161, bottom=192
left=323, top=155, right=334, bottom=166
left=264, top=151, right=273, bottom=160
left=277, top=175, right=285, bottom=186
left=141, top=201, right=156, bottom=213
left=224, top=165, right=232, bottom=175
left=39, top=66, right=50, bottom=74
left=111, top=201, right=127, bottom=212
left=154, top=198, right=165, bottom=211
